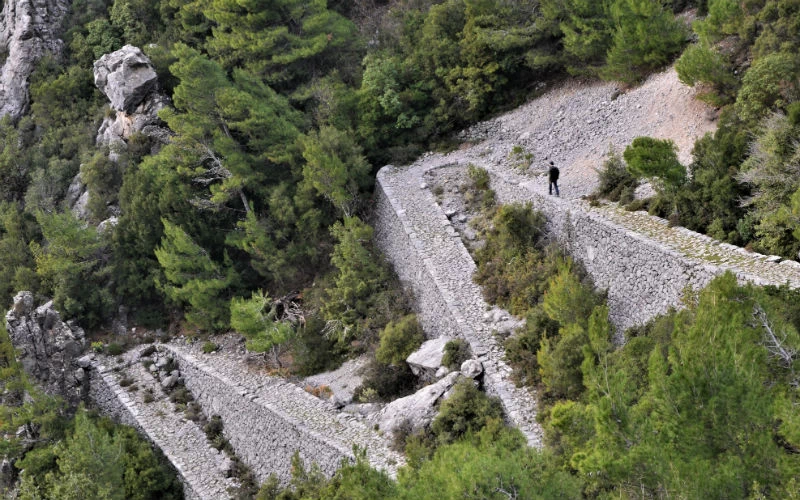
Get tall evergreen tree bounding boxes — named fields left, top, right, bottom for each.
left=154, top=219, right=232, bottom=331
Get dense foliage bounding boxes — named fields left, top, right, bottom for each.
left=0, top=325, right=180, bottom=499
left=578, top=0, right=800, bottom=258
left=473, top=202, right=800, bottom=497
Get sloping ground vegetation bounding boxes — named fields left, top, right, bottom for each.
left=2, top=0, right=800, bottom=497
left=473, top=202, right=800, bottom=498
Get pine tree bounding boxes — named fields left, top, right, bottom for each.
left=202, top=0, right=362, bottom=91
left=230, top=290, right=296, bottom=367
left=154, top=219, right=232, bottom=331
left=602, top=0, right=686, bottom=83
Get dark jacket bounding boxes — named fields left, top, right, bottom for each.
left=548, top=166, right=559, bottom=182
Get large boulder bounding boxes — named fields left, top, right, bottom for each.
left=369, top=372, right=462, bottom=435
left=93, top=46, right=171, bottom=155
left=94, top=45, right=159, bottom=115
left=0, top=0, right=70, bottom=120
left=5, top=291, right=87, bottom=407
left=406, top=337, right=453, bottom=381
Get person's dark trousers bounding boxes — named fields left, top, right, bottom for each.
left=549, top=181, right=559, bottom=196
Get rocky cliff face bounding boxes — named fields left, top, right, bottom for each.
left=68, top=45, right=171, bottom=220
left=0, top=0, right=70, bottom=120
left=5, top=291, right=87, bottom=407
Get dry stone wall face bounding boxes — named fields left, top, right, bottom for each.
left=372, top=186, right=463, bottom=340
left=84, top=342, right=403, bottom=498
left=86, top=360, right=223, bottom=500
left=163, top=343, right=403, bottom=483
left=375, top=159, right=800, bottom=342
left=488, top=176, right=720, bottom=336
left=168, top=347, right=352, bottom=483
left=373, top=154, right=800, bottom=444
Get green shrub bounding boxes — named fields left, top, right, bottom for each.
left=143, top=389, right=155, bottom=404
left=473, top=203, right=557, bottom=315
left=204, top=415, right=224, bottom=441
left=625, top=198, right=650, bottom=212
left=320, top=217, right=392, bottom=346
left=537, top=323, right=589, bottom=400
left=504, top=307, right=560, bottom=386
left=168, top=386, right=193, bottom=405
left=354, top=360, right=417, bottom=402
left=594, top=149, right=638, bottom=201
left=290, top=314, right=345, bottom=376
left=106, top=343, right=124, bottom=356
left=376, top=314, right=424, bottom=366
left=402, top=422, right=583, bottom=499
left=602, top=0, right=687, bottom=84
left=623, top=137, right=686, bottom=188
left=441, top=339, right=471, bottom=370
left=675, top=43, right=737, bottom=105
left=735, top=51, right=800, bottom=124
left=202, top=341, right=218, bottom=354
left=432, top=379, right=503, bottom=445
left=467, top=164, right=490, bottom=190
left=91, top=341, right=104, bottom=353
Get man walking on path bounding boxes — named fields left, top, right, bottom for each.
left=548, top=161, right=559, bottom=196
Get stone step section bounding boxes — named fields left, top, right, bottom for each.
left=88, top=351, right=237, bottom=500
left=163, top=342, right=404, bottom=482
left=374, top=164, right=544, bottom=447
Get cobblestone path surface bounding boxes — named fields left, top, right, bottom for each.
left=378, top=163, right=544, bottom=446
left=164, top=341, right=404, bottom=476
left=92, top=349, right=237, bottom=499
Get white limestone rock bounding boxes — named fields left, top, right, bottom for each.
left=5, top=291, right=86, bottom=407
left=460, top=359, right=483, bottom=378
left=93, top=45, right=171, bottom=153
left=0, top=0, right=70, bottom=120
left=302, top=356, right=367, bottom=407
left=342, top=403, right=382, bottom=417
left=434, top=366, right=450, bottom=379
left=370, top=372, right=462, bottom=435
left=406, top=337, right=452, bottom=380
left=94, top=45, right=158, bottom=114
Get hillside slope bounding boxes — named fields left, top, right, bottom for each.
left=455, top=67, right=716, bottom=198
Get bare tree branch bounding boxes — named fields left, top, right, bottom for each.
left=753, top=303, right=797, bottom=376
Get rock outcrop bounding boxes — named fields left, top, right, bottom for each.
left=5, top=291, right=87, bottom=407
left=370, top=372, right=463, bottom=435
left=93, top=45, right=170, bottom=153
left=67, top=46, right=171, bottom=220
left=406, top=337, right=452, bottom=381
left=0, top=0, right=70, bottom=120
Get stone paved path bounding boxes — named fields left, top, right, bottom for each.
left=164, top=341, right=404, bottom=477
left=488, top=162, right=800, bottom=289
left=378, top=164, right=544, bottom=447
left=93, top=350, right=237, bottom=499
left=378, top=146, right=800, bottom=448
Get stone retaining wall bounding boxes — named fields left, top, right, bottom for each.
left=489, top=176, right=720, bottom=336
left=375, top=160, right=800, bottom=347
left=372, top=157, right=800, bottom=444
left=87, top=364, right=202, bottom=500
left=374, top=164, right=544, bottom=446
left=372, top=183, right=463, bottom=340
left=165, top=347, right=354, bottom=484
